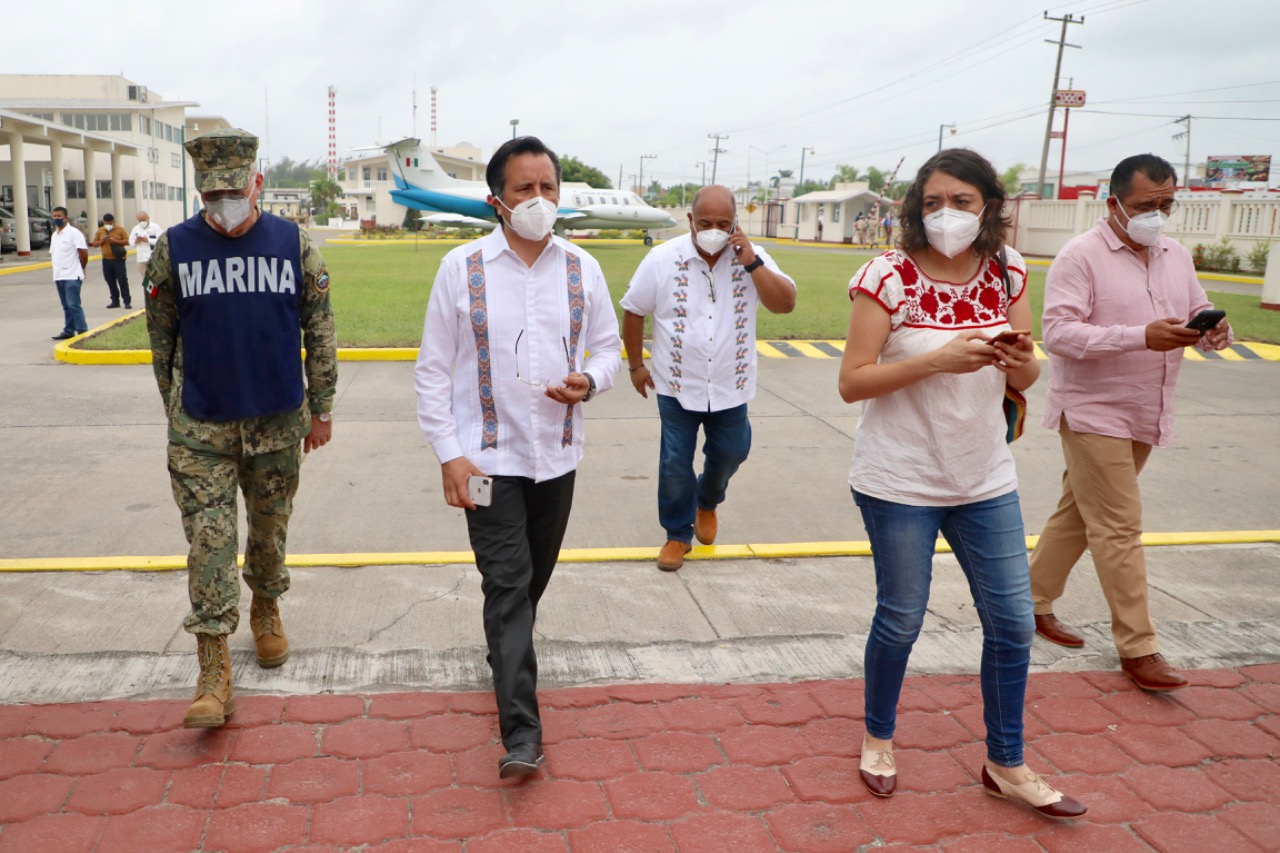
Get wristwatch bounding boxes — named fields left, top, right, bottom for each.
left=317, top=413, right=331, bottom=423
left=582, top=372, right=597, bottom=402
left=743, top=256, right=765, bottom=273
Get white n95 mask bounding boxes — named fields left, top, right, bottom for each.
left=694, top=227, right=731, bottom=256
left=923, top=206, right=983, bottom=258
left=499, top=196, right=558, bottom=241
left=206, top=196, right=252, bottom=232
left=1121, top=207, right=1168, bottom=247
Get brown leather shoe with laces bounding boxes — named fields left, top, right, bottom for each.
left=657, top=540, right=693, bottom=572
left=1034, top=614, right=1085, bottom=648
left=981, top=763, right=1087, bottom=819
left=1120, top=653, right=1188, bottom=691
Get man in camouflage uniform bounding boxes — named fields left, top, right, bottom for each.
left=145, top=128, right=337, bottom=728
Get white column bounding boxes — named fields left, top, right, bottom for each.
left=110, top=150, right=124, bottom=222
left=84, top=147, right=99, bottom=229
left=50, top=139, right=66, bottom=209
left=1262, top=238, right=1280, bottom=312
left=8, top=132, right=31, bottom=256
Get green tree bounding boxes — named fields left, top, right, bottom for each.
left=309, top=176, right=344, bottom=218
left=883, top=181, right=909, bottom=201
left=865, top=167, right=887, bottom=193
left=267, top=156, right=325, bottom=188
left=656, top=182, right=700, bottom=207
left=793, top=179, right=828, bottom=197
left=1000, top=163, right=1029, bottom=195
left=560, top=155, right=612, bottom=189
left=828, top=164, right=861, bottom=188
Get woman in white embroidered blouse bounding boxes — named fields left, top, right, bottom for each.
left=837, top=149, right=1086, bottom=819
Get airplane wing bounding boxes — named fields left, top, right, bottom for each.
left=418, top=213, right=496, bottom=231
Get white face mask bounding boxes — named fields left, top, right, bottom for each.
left=693, top=223, right=733, bottom=256
left=206, top=195, right=253, bottom=232
left=104, top=223, right=113, bottom=230
left=1116, top=202, right=1168, bottom=247
left=497, top=196, right=558, bottom=242
left=923, top=206, right=983, bottom=258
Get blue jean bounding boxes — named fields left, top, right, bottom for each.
left=855, top=489, right=1034, bottom=767
left=55, top=279, right=88, bottom=334
left=657, top=395, right=751, bottom=543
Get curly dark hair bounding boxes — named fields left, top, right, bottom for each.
left=897, top=148, right=1011, bottom=260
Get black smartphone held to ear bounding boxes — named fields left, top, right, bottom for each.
left=1185, top=309, right=1226, bottom=334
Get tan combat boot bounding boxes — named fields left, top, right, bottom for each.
left=250, top=595, right=289, bottom=668
left=183, top=633, right=235, bottom=728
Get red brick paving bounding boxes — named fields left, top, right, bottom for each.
left=0, top=667, right=1277, bottom=852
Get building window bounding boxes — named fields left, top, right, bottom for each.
left=140, top=115, right=151, bottom=135
left=142, top=183, right=149, bottom=200
left=68, top=181, right=86, bottom=199
left=362, top=167, right=371, bottom=181
left=376, top=167, right=388, bottom=181
left=172, top=152, right=181, bottom=168
left=96, top=181, right=113, bottom=199
left=123, top=181, right=135, bottom=199
left=833, top=205, right=841, bottom=223
left=168, top=187, right=176, bottom=201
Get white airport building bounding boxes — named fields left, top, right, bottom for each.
left=0, top=74, right=231, bottom=255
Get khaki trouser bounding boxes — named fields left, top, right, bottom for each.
left=1029, top=419, right=1158, bottom=658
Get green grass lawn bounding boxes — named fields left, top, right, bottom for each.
left=78, top=240, right=1279, bottom=349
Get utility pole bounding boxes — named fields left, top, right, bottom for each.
left=639, top=154, right=656, bottom=201
left=708, top=133, right=728, bottom=184
left=798, top=147, right=815, bottom=195
left=618, top=164, right=623, bottom=191
left=695, top=161, right=706, bottom=187
left=1036, top=12, right=1084, bottom=200
left=1173, top=115, right=1192, bottom=187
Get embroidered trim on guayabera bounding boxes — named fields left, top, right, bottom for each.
left=562, top=251, right=584, bottom=448
left=466, top=251, right=499, bottom=450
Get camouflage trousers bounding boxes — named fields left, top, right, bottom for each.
left=167, top=441, right=302, bottom=636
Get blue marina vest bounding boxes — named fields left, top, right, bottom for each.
left=168, top=211, right=304, bottom=421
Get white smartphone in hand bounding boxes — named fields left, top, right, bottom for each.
left=467, top=475, right=493, bottom=507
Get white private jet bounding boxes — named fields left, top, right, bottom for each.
left=384, top=138, right=677, bottom=244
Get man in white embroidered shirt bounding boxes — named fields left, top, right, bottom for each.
left=621, top=185, right=797, bottom=572
left=415, top=136, right=621, bottom=780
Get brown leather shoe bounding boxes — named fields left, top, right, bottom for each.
left=981, top=764, right=1087, bottom=819
left=859, top=737, right=897, bottom=798
left=694, top=508, right=718, bottom=545
left=1034, top=614, right=1085, bottom=648
left=657, top=540, right=693, bottom=572
left=1120, top=653, right=1188, bottom=691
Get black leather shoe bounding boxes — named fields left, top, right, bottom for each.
left=123, top=303, right=132, bottom=310
left=498, top=743, right=544, bottom=779
left=52, top=331, right=76, bottom=340
left=106, top=302, right=121, bottom=309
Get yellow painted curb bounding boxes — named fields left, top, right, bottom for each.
left=2, top=530, right=1275, bottom=573
left=0, top=249, right=122, bottom=277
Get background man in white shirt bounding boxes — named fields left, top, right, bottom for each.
left=49, top=206, right=89, bottom=339
left=621, top=186, right=797, bottom=571
left=130, top=211, right=163, bottom=292
left=414, top=136, right=621, bottom=779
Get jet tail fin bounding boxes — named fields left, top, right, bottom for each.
left=383, top=138, right=470, bottom=190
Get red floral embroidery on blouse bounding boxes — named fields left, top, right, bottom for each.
left=889, top=253, right=1012, bottom=328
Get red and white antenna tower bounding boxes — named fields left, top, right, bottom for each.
left=430, top=85, right=438, bottom=148
left=327, top=85, right=338, bottom=180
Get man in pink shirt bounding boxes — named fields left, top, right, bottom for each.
left=1029, top=153, right=1231, bottom=692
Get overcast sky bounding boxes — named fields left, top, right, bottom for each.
left=7, top=0, right=1278, bottom=189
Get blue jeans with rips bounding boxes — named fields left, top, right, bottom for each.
left=656, top=395, right=751, bottom=544
left=854, top=488, right=1034, bottom=767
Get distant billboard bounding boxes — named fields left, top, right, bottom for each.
left=1205, top=155, right=1271, bottom=185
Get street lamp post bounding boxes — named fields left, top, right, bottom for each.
left=750, top=145, right=786, bottom=200
left=797, top=146, right=815, bottom=195
left=510, top=119, right=519, bottom=139
left=695, top=161, right=706, bottom=187
left=938, top=123, right=957, bottom=152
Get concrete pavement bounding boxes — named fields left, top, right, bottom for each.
left=2, top=240, right=1279, bottom=851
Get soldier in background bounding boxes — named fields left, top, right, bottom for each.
left=145, top=128, right=337, bottom=729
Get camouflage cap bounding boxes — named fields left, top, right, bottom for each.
left=186, top=128, right=259, bottom=193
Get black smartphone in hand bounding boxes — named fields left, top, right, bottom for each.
left=1186, top=309, right=1226, bottom=334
